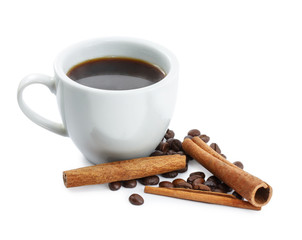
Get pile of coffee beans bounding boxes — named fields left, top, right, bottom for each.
left=152, top=129, right=187, bottom=177
left=108, top=129, right=244, bottom=205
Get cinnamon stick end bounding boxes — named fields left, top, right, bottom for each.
left=251, top=183, right=273, bottom=207
left=63, top=172, right=68, bottom=188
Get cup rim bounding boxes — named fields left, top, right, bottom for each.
left=54, top=37, right=178, bottom=94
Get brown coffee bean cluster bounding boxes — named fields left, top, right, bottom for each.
left=204, top=175, right=232, bottom=193
left=157, top=168, right=245, bottom=197
left=184, top=129, right=210, bottom=143
left=159, top=174, right=211, bottom=191
left=151, top=129, right=195, bottom=177
left=108, top=128, right=245, bottom=205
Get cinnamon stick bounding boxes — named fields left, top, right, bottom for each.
left=63, top=155, right=186, bottom=188
left=192, top=136, right=237, bottom=168
left=144, top=186, right=261, bottom=210
left=182, top=137, right=272, bottom=207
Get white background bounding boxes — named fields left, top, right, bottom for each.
left=1, top=0, right=301, bottom=239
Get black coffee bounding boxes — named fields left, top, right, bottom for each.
left=67, top=57, right=166, bottom=90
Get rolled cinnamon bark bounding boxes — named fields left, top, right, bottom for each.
left=63, top=155, right=186, bottom=188
left=192, top=137, right=237, bottom=168
left=144, top=186, right=261, bottom=210
left=182, top=137, right=272, bottom=207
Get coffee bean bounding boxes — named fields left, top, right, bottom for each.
left=166, top=138, right=174, bottom=145
left=139, top=175, right=159, bottom=185
left=193, top=184, right=211, bottom=191
left=159, top=142, right=170, bottom=153
left=161, top=171, right=178, bottom=178
left=184, top=135, right=193, bottom=140
left=217, top=183, right=232, bottom=193
left=233, top=161, right=244, bottom=169
left=172, top=178, right=192, bottom=189
left=207, top=176, right=221, bottom=185
left=172, top=178, right=184, bottom=185
left=189, top=171, right=205, bottom=179
left=150, top=150, right=164, bottom=157
left=129, top=194, right=144, bottom=205
left=199, top=134, right=210, bottom=143
left=220, top=153, right=227, bottom=159
left=122, top=179, right=137, bottom=188
left=232, top=191, right=243, bottom=200
left=204, top=180, right=218, bottom=189
left=155, top=141, right=164, bottom=150
left=210, top=143, right=221, bottom=154
left=164, top=129, right=175, bottom=140
left=159, top=181, right=174, bottom=188
left=187, top=175, right=203, bottom=184
left=169, top=139, right=182, bottom=152
left=188, top=129, right=201, bottom=137
left=192, top=177, right=205, bottom=186
left=108, top=181, right=121, bottom=191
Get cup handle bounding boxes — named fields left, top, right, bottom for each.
left=17, top=73, right=68, bottom=137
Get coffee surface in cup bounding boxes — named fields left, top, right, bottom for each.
left=67, top=57, right=166, bottom=90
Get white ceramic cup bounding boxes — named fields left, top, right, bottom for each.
left=17, top=37, right=179, bottom=164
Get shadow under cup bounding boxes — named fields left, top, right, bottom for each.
left=54, top=38, right=179, bottom=164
